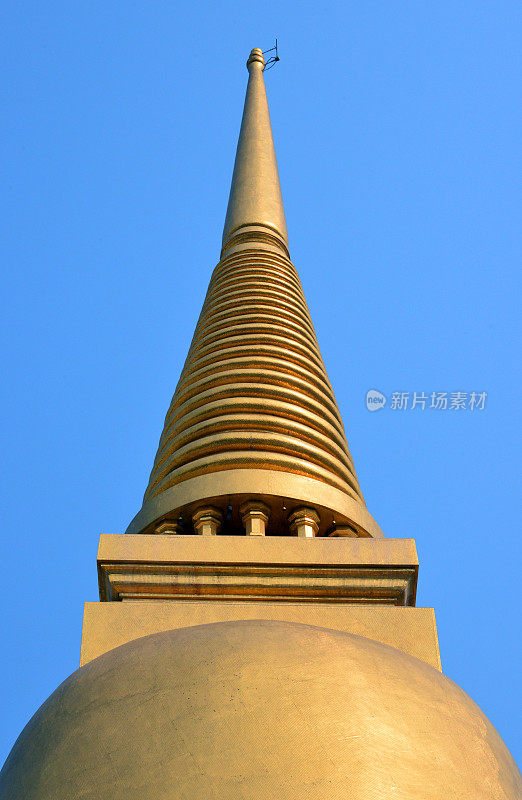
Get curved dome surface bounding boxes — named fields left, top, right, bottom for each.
left=0, top=620, right=520, bottom=800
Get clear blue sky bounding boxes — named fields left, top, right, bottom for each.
left=1, top=0, right=521, bottom=767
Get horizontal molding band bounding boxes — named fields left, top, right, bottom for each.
left=156, top=399, right=353, bottom=460
left=209, top=255, right=305, bottom=287
left=188, top=319, right=321, bottom=359
left=203, top=275, right=308, bottom=308
left=174, top=354, right=335, bottom=399
left=206, top=264, right=305, bottom=300
left=151, top=414, right=356, bottom=477
left=182, top=332, right=328, bottom=376
left=145, top=450, right=363, bottom=504
left=168, top=368, right=341, bottom=422
left=192, top=307, right=318, bottom=345
left=211, top=249, right=298, bottom=277
left=147, top=430, right=360, bottom=499
left=200, top=294, right=313, bottom=322
left=176, top=345, right=335, bottom=391
left=195, top=300, right=318, bottom=339
left=198, top=285, right=312, bottom=321
left=130, top=469, right=383, bottom=539
left=159, top=383, right=347, bottom=445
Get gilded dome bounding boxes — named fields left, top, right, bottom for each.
left=0, top=620, right=520, bottom=799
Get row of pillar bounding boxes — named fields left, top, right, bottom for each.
left=155, top=502, right=359, bottom=538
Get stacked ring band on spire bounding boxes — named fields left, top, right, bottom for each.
left=143, top=246, right=366, bottom=507
left=125, top=46, right=383, bottom=538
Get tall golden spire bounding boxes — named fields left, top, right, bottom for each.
left=222, top=48, right=288, bottom=257
left=126, top=48, right=383, bottom=539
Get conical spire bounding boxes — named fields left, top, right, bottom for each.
left=222, top=48, right=289, bottom=256
left=126, top=48, right=383, bottom=540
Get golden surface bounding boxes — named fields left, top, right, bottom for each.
left=3, top=46, right=519, bottom=799
left=97, top=534, right=417, bottom=603
left=222, top=47, right=288, bottom=252
left=288, top=506, right=320, bottom=537
left=134, top=248, right=370, bottom=531
left=126, top=468, right=384, bottom=537
left=2, top=621, right=520, bottom=799
left=127, top=48, right=382, bottom=539
left=80, top=601, right=441, bottom=669
left=239, top=499, right=270, bottom=535
left=192, top=505, right=222, bottom=536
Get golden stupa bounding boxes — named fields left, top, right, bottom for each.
left=0, top=47, right=519, bottom=800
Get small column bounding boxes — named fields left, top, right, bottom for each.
left=240, top=500, right=270, bottom=536
left=154, top=519, right=183, bottom=535
left=288, top=507, right=320, bottom=538
left=192, top=507, right=223, bottom=536
left=327, top=524, right=358, bottom=538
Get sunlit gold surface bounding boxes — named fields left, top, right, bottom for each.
left=222, top=47, right=288, bottom=253
left=127, top=48, right=382, bottom=538
left=2, top=621, right=520, bottom=799
left=96, top=534, right=418, bottom=604
left=80, top=602, right=442, bottom=669
left=126, top=468, right=384, bottom=537
left=130, top=246, right=374, bottom=535
left=146, top=248, right=361, bottom=500
left=3, top=46, right=518, bottom=800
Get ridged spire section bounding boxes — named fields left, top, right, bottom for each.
left=126, top=49, right=383, bottom=539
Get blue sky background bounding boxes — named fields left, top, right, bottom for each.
left=1, top=0, right=521, bottom=767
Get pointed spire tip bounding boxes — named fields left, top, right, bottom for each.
left=222, top=44, right=288, bottom=255
left=247, top=48, right=265, bottom=70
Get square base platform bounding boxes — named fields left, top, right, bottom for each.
left=81, top=600, right=441, bottom=670
left=83, top=534, right=440, bottom=671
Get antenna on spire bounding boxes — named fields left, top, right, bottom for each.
left=263, top=39, right=280, bottom=71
